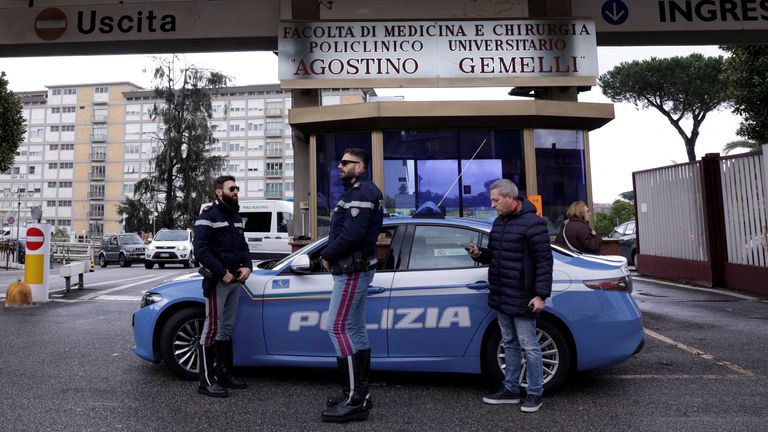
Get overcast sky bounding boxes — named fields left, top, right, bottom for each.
left=0, top=45, right=740, bottom=203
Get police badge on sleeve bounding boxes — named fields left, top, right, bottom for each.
left=350, top=208, right=359, bottom=217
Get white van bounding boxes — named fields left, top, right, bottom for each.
left=199, top=200, right=293, bottom=259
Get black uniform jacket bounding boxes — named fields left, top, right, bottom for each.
left=321, top=170, right=384, bottom=264
left=194, top=199, right=253, bottom=280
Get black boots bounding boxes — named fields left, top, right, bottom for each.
left=215, top=340, right=248, bottom=389
left=198, top=340, right=247, bottom=397
left=198, top=344, right=228, bottom=398
left=322, top=349, right=372, bottom=423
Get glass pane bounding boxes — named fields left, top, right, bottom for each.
left=417, top=159, right=459, bottom=216
left=408, top=226, right=479, bottom=270
left=316, top=132, right=372, bottom=237
left=534, top=129, right=587, bottom=236
left=243, top=212, right=271, bottom=233
left=461, top=159, right=501, bottom=221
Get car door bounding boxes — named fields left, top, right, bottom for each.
left=260, top=225, right=401, bottom=357
left=387, top=224, right=492, bottom=357
left=106, top=236, right=118, bottom=261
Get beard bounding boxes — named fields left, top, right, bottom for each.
left=221, top=194, right=238, bottom=206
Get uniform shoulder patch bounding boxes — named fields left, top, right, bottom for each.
left=202, top=205, right=212, bottom=212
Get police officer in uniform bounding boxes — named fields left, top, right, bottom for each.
left=194, top=175, right=252, bottom=397
left=320, top=148, right=384, bottom=423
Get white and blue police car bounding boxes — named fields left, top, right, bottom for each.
left=133, top=213, right=644, bottom=392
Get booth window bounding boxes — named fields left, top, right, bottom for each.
left=534, top=129, right=588, bottom=236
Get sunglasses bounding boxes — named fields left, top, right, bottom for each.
left=228, top=186, right=240, bottom=193
left=339, top=159, right=361, bottom=167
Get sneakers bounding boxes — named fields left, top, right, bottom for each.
left=520, top=394, right=543, bottom=413
left=482, top=387, right=521, bottom=404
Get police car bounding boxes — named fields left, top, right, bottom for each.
left=132, top=214, right=644, bottom=392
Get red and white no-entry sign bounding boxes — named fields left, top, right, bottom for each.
left=35, top=8, right=67, bottom=41
left=26, top=227, right=45, bottom=251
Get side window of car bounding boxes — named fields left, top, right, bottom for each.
left=627, top=221, right=636, bottom=235
left=110, top=237, right=118, bottom=246
left=305, top=226, right=398, bottom=273
left=407, top=226, right=480, bottom=270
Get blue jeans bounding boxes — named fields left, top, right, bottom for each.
left=327, top=269, right=376, bottom=357
left=497, top=311, right=544, bottom=396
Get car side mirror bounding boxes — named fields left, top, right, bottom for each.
left=290, top=254, right=311, bottom=274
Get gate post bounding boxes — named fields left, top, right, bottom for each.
left=701, top=153, right=727, bottom=287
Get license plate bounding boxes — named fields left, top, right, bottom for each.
left=158, top=253, right=169, bottom=258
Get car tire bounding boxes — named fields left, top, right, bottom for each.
left=159, top=306, right=205, bottom=380
left=99, top=254, right=107, bottom=268
left=483, top=318, right=571, bottom=393
left=119, top=253, right=130, bottom=267
left=183, top=256, right=191, bottom=268
left=144, top=261, right=154, bottom=269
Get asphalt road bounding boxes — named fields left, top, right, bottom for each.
left=0, top=266, right=766, bottom=432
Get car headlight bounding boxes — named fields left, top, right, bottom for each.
left=140, top=292, right=163, bottom=308
left=147, top=245, right=155, bottom=251
left=178, top=245, right=188, bottom=251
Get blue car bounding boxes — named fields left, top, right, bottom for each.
left=133, top=216, right=644, bottom=392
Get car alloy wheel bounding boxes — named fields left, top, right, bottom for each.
left=159, top=307, right=204, bottom=380
left=99, top=254, right=107, bottom=267
left=485, top=319, right=571, bottom=393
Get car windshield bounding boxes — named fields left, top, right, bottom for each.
left=119, top=234, right=144, bottom=245
left=154, top=230, right=189, bottom=241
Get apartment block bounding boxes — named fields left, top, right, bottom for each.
left=3, top=82, right=365, bottom=237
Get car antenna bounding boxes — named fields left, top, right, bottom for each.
left=437, top=138, right=487, bottom=208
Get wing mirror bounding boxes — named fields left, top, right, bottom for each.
left=290, top=254, right=311, bottom=274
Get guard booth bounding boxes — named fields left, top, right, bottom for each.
left=280, top=18, right=613, bottom=240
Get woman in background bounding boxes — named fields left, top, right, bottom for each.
left=554, top=201, right=602, bottom=254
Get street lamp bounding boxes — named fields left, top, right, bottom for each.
left=151, top=212, right=157, bottom=237
left=16, top=192, right=21, bottom=241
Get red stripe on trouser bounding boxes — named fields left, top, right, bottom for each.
left=204, top=291, right=218, bottom=347
left=334, top=273, right=360, bottom=357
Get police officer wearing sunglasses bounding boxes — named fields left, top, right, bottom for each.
left=193, top=175, right=252, bottom=397
left=320, top=148, right=384, bottom=423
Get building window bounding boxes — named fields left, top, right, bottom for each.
left=59, top=181, right=72, bottom=188
left=49, top=144, right=59, bottom=150
left=61, top=125, right=75, bottom=132
left=94, top=86, right=109, bottom=94
left=61, top=144, right=74, bottom=150
left=58, top=200, right=72, bottom=207
left=46, top=200, right=56, bottom=207
left=62, top=106, right=76, bottom=113
left=50, top=107, right=61, bottom=114
left=63, top=88, right=76, bottom=95
left=60, top=162, right=73, bottom=169
left=49, top=125, right=60, bottom=132
left=47, top=181, right=57, bottom=188
left=52, top=89, right=61, bottom=95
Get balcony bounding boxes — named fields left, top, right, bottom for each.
left=91, top=115, right=107, bottom=123
left=90, top=134, right=107, bottom=142
left=265, top=108, right=284, bottom=117
left=264, top=128, right=283, bottom=137
left=88, top=191, right=105, bottom=200
left=90, top=151, right=106, bottom=161
left=88, top=211, right=104, bottom=219
left=89, top=172, right=106, bottom=180
left=265, top=169, right=283, bottom=178
left=265, top=148, right=283, bottom=158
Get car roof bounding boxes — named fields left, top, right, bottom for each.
left=383, top=216, right=492, bottom=231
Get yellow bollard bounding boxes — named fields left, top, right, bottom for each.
left=5, top=278, right=32, bottom=307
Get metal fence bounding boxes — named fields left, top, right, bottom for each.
left=720, top=153, right=768, bottom=267
left=634, top=161, right=708, bottom=261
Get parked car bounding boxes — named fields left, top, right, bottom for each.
left=610, top=220, right=637, bottom=267
left=98, top=233, right=145, bottom=267
left=144, top=228, right=197, bottom=269
left=133, top=215, right=644, bottom=392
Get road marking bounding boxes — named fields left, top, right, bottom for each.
left=94, top=295, right=143, bottom=301
left=633, top=276, right=761, bottom=301
left=79, top=274, right=171, bottom=300
left=644, top=328, right=755, bottom=377
left=594, top=374, right=748, bottom=379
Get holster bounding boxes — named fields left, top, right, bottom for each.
left=330, top=251, right=369, bottom=275
left=198, top=267, right=218, bottom=298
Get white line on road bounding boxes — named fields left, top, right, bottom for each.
left=644, top=328, right=755, bottom=377
left=95, top=295, right=143, bottom=301
left=79, top=273, right=171, bottom=300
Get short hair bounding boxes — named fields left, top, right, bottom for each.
left=490, top=179, right=518, bottom=198
left=565, top=201, right=589, bottom=221
left=214, top=175, right=236, bottom=190
left=343, top=148, right=370, bottom=169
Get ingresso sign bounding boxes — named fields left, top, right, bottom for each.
left=0, top=0, right=279, bottom=56
left=278, top=19, right=598, bottom=89
left=572, top=0, right=768, bottom=45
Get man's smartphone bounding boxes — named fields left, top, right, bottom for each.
left=458, top=242, right=471, bottom=251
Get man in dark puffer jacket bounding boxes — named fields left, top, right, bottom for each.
left=467, top=179, right=552, bottom=413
